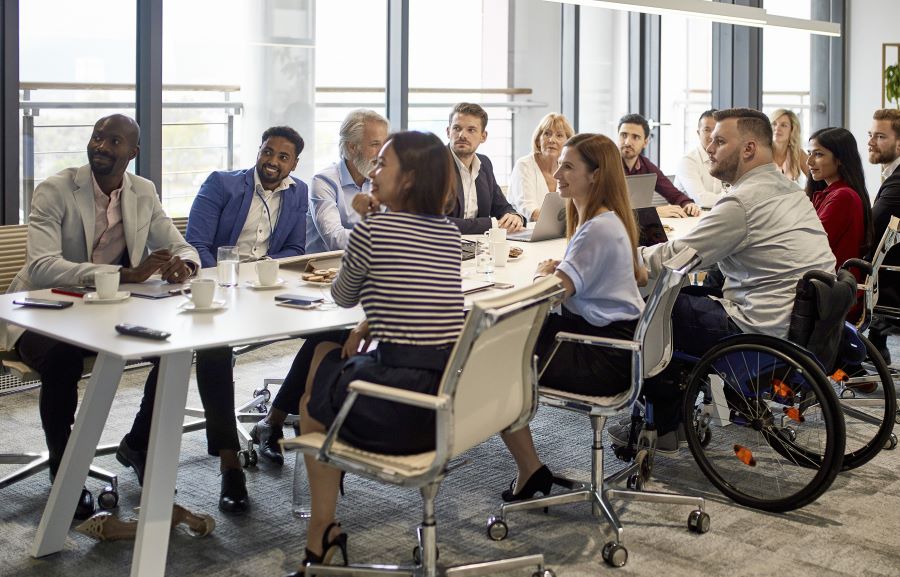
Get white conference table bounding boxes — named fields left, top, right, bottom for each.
left=1, top=214, right=700, bottom=577
left=0, top=260, right=362, bottom=577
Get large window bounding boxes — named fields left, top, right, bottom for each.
left=19, top=0, right=136, bottom=223
left=578, top=7, right=629, bottom=138
left=314, top=0, right=387, bottom=175
left=162, top=0, right=314, bottom=216
left=659, top=15, right=712, bottom=174
left=762, top=0, right=812, bottom=144
left=407, top=0, right=513, bottom=184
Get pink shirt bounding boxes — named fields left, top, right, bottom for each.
left=90, top=172, right=127, bottom=265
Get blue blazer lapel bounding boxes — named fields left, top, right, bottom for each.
left=229, top=170, right=256, bottom=244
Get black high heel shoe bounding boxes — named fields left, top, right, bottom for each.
left=285, top=521, right=348, bottom=577
left=501, top=465, right=554, bottom=502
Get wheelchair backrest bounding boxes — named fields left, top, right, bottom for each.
left=787, top=269, right=856, bottom=371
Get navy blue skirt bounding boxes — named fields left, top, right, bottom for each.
left=308, top=342, right=452, bottom=455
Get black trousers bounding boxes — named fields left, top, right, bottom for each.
left=17, top=331, right=240, bottom=475
left=270, top=329, right=352, bottom=416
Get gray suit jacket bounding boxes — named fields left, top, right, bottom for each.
left=3, top=164, right=199, bottom=347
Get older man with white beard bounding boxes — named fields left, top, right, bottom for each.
left=306, top=109, right=389, bottom=253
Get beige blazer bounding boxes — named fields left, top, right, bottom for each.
left=3, top=164, right=199, bottom=348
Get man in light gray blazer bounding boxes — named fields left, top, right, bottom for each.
left=9, top=115, right=246, bottom=519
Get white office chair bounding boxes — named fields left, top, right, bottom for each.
left=486, top=248, right=710, bottom=568
left=283, top=276, right=565, bottom=577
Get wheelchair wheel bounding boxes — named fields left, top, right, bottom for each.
left=830, top=334, right=897, bottom=470
left=683, top=334, right=845, bottom=512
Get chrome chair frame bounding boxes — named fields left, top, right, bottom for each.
left=488, top=248, right=709, bottom=568
left=283, top=277, right=565, bottom=577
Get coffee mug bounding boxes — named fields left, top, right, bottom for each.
left=492, top=240, right=509, bottom=268
left=256, top=259, right=279, bottom=286
left=94, top=270, right=120, bottom=300
left=182, top=278, right=216, bottom=308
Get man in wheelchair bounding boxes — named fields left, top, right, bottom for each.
left=610, top=108, right=836, bottom=452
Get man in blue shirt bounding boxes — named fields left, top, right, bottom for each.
left=183, top=126, right=308, bottom=513
left=306, top=109, right=388, bottom=253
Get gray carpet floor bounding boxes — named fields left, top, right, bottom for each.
left=1, top=338, right=899, bottom=577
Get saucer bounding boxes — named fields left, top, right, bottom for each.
left=84, top=291, right=131, bottom=303
left=301, top=280, right=333, bottom=288
left=179, top=299, right=227, bottom=312
left=245, top=278, right=287, bottom=290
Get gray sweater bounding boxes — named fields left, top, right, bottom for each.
left=641, top=163, right=835, bottom=338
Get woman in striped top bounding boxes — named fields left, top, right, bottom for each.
left=287, top=131, right=463, bottom=576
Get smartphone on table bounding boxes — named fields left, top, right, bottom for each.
left=274, top=294, right=324, bottom=310
left=12, top=298, right=74, bottom=309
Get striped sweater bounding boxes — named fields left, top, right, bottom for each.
left=331, top=212, right=464, bottom=347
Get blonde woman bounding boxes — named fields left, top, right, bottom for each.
left=508, top=113, right=574, bottom=221
left=770, top=108, right=809, bottom=183
left=498, top=133, right=645, bottom=502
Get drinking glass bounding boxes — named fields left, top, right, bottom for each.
left=216, top=246, right=240, bottom=287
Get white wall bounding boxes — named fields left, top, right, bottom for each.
left=846, top=0, right=897, bottom=192
left=511, top=0, right=562, bottom=161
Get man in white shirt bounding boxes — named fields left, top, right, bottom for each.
left=444, top=102, right=525, bottom=234
left=674, top=109, right=726, bottom=208
left=611, top=108, right=834, bottom=452
left=306, top=109, right=389, bottom=253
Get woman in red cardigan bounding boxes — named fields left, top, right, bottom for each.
left=805, top=127, right=874, bottom=273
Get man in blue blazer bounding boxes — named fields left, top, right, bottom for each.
left=444, top=103, right=526, bottom=234
left=183, top=126, right=307, bottom=514
left=187, top=126, right=308, bottom=267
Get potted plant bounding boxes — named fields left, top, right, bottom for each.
left=886, top=63, right=900, bottom=109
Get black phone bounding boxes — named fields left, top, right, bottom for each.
left=274, top=294, right=324, bottom=309
left=114, top=323, right=171, bottom=340
left=13, top=298, right=74, bottom=309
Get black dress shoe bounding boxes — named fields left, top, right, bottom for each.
left=501, top=465, right=555, bottom=502
left=219, top=468, right=250, bottom=515
left=74, top=487, right=95, bottom=521
left=250, top=420, right=285, bottom=466
left=116, top=437, right=147, bottom=486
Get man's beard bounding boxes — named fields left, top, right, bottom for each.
left=351, top=150, right=375, bottom=177
left=870, top=148, right=899, bottom=165
left=709, top=154, right=739, bottom=185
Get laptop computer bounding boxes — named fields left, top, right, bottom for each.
left=626, top=174, right=657, bottom=209
left=633, top=206, right=668, bottom=247
left=507, top=192, right=567, bottom=242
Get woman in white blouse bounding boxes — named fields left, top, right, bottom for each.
left=508, top=113, right=574, bottom=221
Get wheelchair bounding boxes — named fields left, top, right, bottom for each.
left=678, top=267, right=897, bottom=512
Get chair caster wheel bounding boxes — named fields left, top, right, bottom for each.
left=238, top=450, right=253, bottom=468
left=412, top=545, right=439, bottom=564
left=894, top=409, right=900, bottom=425
left=253, top=388, right=271, bottom=403
left=839, top=388, right=856, bottom=399
left=688, top=509, right=710, bottom=533
left=602, top=542, right=628, bottom=567
left=255, top=403, right=268, bottom=414
left=885, top=433, right=898, bottom=450
left=626, top=473, right=643, bottom=491
left=486, top=516, right=508, bottom=541
left=248, top=449, right=258, bottom=466
left=533, top=570, right=556, bottom=577
left=97, top=487, right=118, bottom=509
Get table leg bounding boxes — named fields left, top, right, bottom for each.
left=31, top=353, right=125, bottom=557
left=131, top=350, right=193, bottom=577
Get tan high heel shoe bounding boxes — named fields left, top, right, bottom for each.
left=171, top=504, right=215, bottom=537
left=74, top=512, right=138, bottom=542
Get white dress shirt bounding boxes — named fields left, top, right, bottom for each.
left=237, top=169, right=290, bottom=260
left=882, top=156, right=900, bottom=180
left=306, top=159, right=371, bottom=253
left=508, top=153, right=552, bottom=220
left=674, top=145, right=725, bottom=208
left=451, top=150, right=481, bottom=219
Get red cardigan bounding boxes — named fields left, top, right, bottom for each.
left=811, top=179, right=864, bottom=271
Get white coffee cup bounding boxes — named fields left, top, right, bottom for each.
left=256, top=259, right=279, bottom=286
left=182, top=278, right=216, bottom=308
left=485, top=227, right=507, bottom=243
left=492, top=240, right=509, bottom=268
left=94, top=270, right=120, bottom=300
